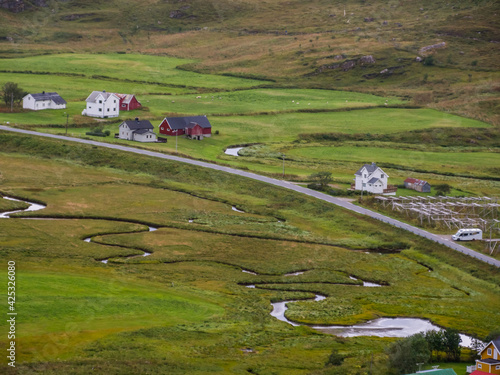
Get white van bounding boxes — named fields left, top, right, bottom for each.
left=452, top=228, right=483, bottom=241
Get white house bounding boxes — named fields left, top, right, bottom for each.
left=82, top=91, right=119, bottom=118
left=23, top=92, right=66, bottom=110
left=354, top=162, right=395, bottom=195
left=118, top=118, right=157, bottom=143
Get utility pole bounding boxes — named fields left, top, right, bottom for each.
left=65, top=113, right=69, bottom=135
left=10, top=92, right=13, bottom=112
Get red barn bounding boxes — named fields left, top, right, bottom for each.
left=114, top=94, right=142, bottom=111
left=159, top=116, right=212, bottom=140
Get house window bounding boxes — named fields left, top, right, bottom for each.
left=107, top=108, right=110, bottom=112
left=478, top=364, right=482, bottom=369
left=496, top=365, right=500, bottom=370
left=122, top=104, right=126, bottom=107
left=488, top=348, right=492, bottom=355
left=99, top=108, right=102, bottom=112
left=381, top=174, right=385, bottom=178
left=362, top=183, right=366, bottom=187
left=99, top=100, right=102, bottom=104
left=114, top=100, right=116, bottom=103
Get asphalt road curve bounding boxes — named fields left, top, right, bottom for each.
left=2, top=125, right=499, bottom=268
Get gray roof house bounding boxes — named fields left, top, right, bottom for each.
left=118, top=118, right=157, bottom=143
left=353, top=162, right=396, bottom=195
left=23, top=92, right=67, bottom=110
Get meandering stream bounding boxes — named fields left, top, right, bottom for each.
left=0, top=195, right=478, bottom=345
left=241, top=269, right=476, bottom=346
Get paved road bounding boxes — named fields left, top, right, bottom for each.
left=2, top=125, right=499, bottom=267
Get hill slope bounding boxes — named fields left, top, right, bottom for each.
left=0, top=0, right=499, bottom=124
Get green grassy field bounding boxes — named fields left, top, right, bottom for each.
left=0, top=1, right=499, bottom=373
left=0, top=133, right=499, bottom=374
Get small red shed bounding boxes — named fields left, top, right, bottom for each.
left=114, top=94, right=142, bottom=111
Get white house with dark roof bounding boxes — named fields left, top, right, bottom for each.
left=118, top=118, right=157, bottom=143
left=354, top=162, right=395, bottom=195
left=23, top=92, right=67, bottom=110
left=82, top=91, right=119, bottom=118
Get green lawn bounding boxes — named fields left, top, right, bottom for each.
left=286, top=145, right=500, bottom=178
left=0, top=53, right=265, bottom=89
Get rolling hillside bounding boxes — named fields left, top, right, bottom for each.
left=0, top=0, right=499, bottom=125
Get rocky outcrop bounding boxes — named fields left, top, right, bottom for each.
left=359, top=55, right=376, bottom=65
left=0, top=0, right=47, bottom=13
left=313, top=55, right=376, bottom=75
left=419, top=42, right=446, bottom=55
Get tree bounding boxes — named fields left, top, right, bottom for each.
left=484, top=328, right=500, bottom=343
left=443, top=328, right=461, bottom=361
left=325, top=348, right=344, bottom=367
left=309, top=171, right=333, bottom=191
left=387, top=333, right=430, bottom=374
left=434, top=183, right=452, bottom=196
left=425, top=330, right=445, bottom=361
left=2, top=82, right=25, bottom=110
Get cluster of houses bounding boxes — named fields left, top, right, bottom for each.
left=23, top=91, right=434, bottom=196
left=21, top=90, right=212, bottom=142
left=118, top=116, right=212, bottom=143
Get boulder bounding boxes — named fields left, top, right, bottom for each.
left=359, top=55, right=376, bottom=64
left=341, top=60, right=356, bottom=71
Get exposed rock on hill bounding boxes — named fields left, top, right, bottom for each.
left=0, top=0, right=47, bottom=13
left=419, top=41, right=446, bottom=55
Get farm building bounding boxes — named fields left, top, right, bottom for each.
left=159, top=116, right=212, bottom=140
left=114, top=93, right=142, bottom=111
left=404, top=178, right=431, bottom=193
left=118, top=118, right=157, bottom=143
left=468, top=336, right=500, bottom=374
left=353, top=162, right=396, bottom=195
left=82, top=91, right=119, bottom=118
left=23, top=91, right=66, bottom=110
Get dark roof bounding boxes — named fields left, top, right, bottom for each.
left=493, top=337, right=500, bottom=350
left=122, top=119, right=153, bottom=130
left=355, top=162, right=378, bottom=176
left=30, top=92, right=66, bottom=105
left=164, top=116, right=212, bottom=130
left=368, top=177, right=380, bottom=184
left=478, top=357, right=500, bottom=364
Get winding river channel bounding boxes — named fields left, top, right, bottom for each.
left=1, top=195, right=477, bottom=345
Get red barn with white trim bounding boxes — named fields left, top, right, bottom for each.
left=159, top=116, right=212, bottom=140
left=114, top=94, right=142, bottom=111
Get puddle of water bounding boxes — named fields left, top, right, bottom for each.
left=246, top=285, right=256, bottom=288
left=349, top=276, right=381, bottom=287
left=284, top=271, right=305, bottom=276
left=225, top=147, right=244, bottom=156
left=188, top=219, right=194, bottom=223
left=149, top=227, right=157, bottom=232
left=143, top=252, right=151, bottom=257
left=232, top=206, right=245, bottom=213
left=101, top=259, right=108, bottom=264
left=242, top=269, right=258, bottom=275
left=84, top=238, right=91, bottom=243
